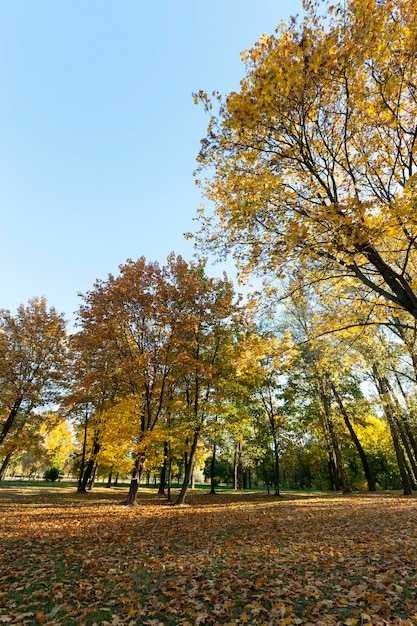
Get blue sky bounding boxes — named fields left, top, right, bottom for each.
left=0, top=1, right=302, bottom=327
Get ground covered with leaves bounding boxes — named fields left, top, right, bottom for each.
left=0, top=484, right=417, bottom=625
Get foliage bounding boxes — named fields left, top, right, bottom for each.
left=193, top=0, right=417, bottom=321
left=0, top=297, right=68, bottom=454
left=41, top=419, right=74, bottom=473
left=4, top=0, right=417, bottom=503
left=43, top=467, right=61, bottom=482
left=203, top=455, right=233, bottom=485
left=69, top=254, right=244, bottom=503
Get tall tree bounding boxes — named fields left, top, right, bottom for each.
left=235, top=331, right=297, bottom=496
left=194, top=0, right=417, bottom=320
left=73, top=254, right=241, bottom=505
left=371, top=363, right=413, bottom=495
left=167, top=257, right=240, bottom=505
left=73, top=257, right=175, bottom=503
left=0, top=298, right=68, bottom=454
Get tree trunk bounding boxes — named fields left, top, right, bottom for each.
left=87, top=460, right=98, bottom=491
left=106, top=469, right=113, bottom=488
left=329, top=418, right=351, bottom=493
left=176, top=428, right=200, bottom=505
left=328, top=456, right=339, bottom=491
left=78, top=436, right=100, bottom=494
left=330, top=381, right=376, bottom=492
left=0, top=452, right=13, bottom=481
left=272, top=438, right=281, bottom=496
left=237, top=442, right=244, bottom=489
left=394, top=372, right=417, bottom=461
left=167, top=456, right=173, bottom=503
left=158, top=442, right=169, bottom=495
left=394, top=416, right=417, bottom=487
left=372, top=364, right=413, bottom=495
left=0, top=399, right=22, bottom=446
left=77, top=410, right=89, bottom=493
left=126, top=478, right=139, bottom=504
left=401, top=415, right=417, bottom=466
left=267, top=408, right=281, bottom=495
left=209, top=443, right=216, bottom=495
left=320, top=381, right=352, bottom=494
left=233, top=443, right=239, bottom=490
left=385, top=377, right=417, bottom=485
left=125, top=456, right=144, bottom=506
left=79, top=445, right=99, bottom=493
left=78, top=458, right=94, bottom=493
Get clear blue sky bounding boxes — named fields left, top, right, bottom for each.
left=0, top=1, right=302, bottom=327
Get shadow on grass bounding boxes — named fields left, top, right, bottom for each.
left=1, top=479, right=406, bottom=511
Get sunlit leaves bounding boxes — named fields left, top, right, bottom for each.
left=194, top=0, right=417, bottom=320
left=0, top=297, right=68, bottom=454
left=70, top=255, right=243, bottom=503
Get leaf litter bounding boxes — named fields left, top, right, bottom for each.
left=0, top=487, right=417, bottom=624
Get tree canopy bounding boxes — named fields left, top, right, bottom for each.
left=194, top=0, right=417, bottom=320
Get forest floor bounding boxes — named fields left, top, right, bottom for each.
left=0, top=484, right=417, bottom=625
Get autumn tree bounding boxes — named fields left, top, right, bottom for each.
left=232, top=329, right=297, bottom=495
left=72, top=254, right=242, bottom=505
left=72, top=257, right=176, bottom=500
left=67, top=309, right=126, bottom=493
left=165, top=257, right=240, bottom=505
left=348, top=413, right=399, bottom=490
left=277, top=290, right=393, bottom=492
left=351, top=326, right=417, bottom=494
left=71, top=401, right=138, bottom=493
left=6, top=418, right=74, bottom=480
left=193, top=0, right=417, bottom=322
left=91, top=398, right=140, bottom=485
left=0, top=297, right=68, bottom=477
left=43, top=420, right=74, bottom=475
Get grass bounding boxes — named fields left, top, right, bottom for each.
left=1, top=483, right=417, bottom=625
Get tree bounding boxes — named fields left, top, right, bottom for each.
left=0, top=298, right=68, bottom=463
left=0, top=411, right=73, bottom=480
left=279, top=291, right=389, bottom=493
left=72, top=254, right=242, bottom=505
left=43, top=419, right=74, bottom=473
left=73, top=256, right=175, bottom=501
left=329, top=379, right=376, bottom=492
left=371, top=363, right=413, bottom=494
left=167, top=257, right=240, bottom=505
left=234, top=330, right=297, bottom=496
left=349, top=413, right=399, bottom=490
left=193, top=0, right=417, bottom=321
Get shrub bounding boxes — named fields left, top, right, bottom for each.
left=44, top=467, right=61, bottom=482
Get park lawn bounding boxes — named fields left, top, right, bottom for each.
left=0, top=486, right=417, bottom=625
